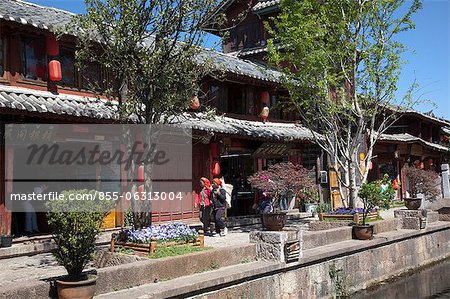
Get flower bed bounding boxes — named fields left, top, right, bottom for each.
left=319, top=208, right=379, bottom=224
left=111, top=222, right=204, bottom=256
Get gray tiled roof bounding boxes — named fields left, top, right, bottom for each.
left=0, top=0, right=74, bottom=30
left=252, top=0, right=280, bottom=12
left=172, top=112, right=315, bottom=142
left=1, top=0, right=284, bottom=84
left=0, top=85, right=315, bottom=141
left=379, top=133, right=449, bottom=152
left=0, top=85, right=118, bottom=120
left=198, top=49, right=283, bottom=83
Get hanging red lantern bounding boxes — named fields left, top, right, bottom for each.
left=419, top=162, right=424, bottom=169
left=48, top=60, right=62, bottom=81
left=212, top=160, right=221, bottom=177
left=138, top=185, right=145, bottom=200
left=191, top=96, right=200, bottom=111
left=138, top=165, right=145, bottom=182
left=427, top=158, right=433, bottom=166
left=46, top=36, right=59, bottom=57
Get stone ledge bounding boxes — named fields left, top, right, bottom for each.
left=372, top=218, right=401, bottom=234
left=249, top=229, right=300, bottom=244
left=0, top=244, right=257, bottom=299
left=394, top=209, right=427, bottom=218
left=95, top=261, right=283, bottom=299
left=96, top=222, right=450, bottom=299
left=303, top=226, right=353, bottom=249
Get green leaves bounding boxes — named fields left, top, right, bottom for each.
left=267, top=0, right=422, bottom=205
left=47, top=190, right=110, bottom=278
left=71, top=0, right=218, bottom=123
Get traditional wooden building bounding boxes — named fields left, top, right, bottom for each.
left=208, top=0, right=450, bottom=202
left=0, top=0, right=323, bottom=236
left=370, top=111, right=450, bottom=199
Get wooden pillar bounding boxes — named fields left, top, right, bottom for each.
left=198, top=230, right=205, bottom=247
left=0, top=145, right=13, bottom=235
left=149, top=237, right=157, bottom=254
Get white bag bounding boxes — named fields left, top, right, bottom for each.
left=224, top=183, right=233, bottom=208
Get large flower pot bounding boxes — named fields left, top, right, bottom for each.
left=262, top=212, right=287, bottom=231
left=353, top=225, right=374, bottom=240
left=57, top=275, right=97, bottom=299
left=404, top=198, right=422, bottom=210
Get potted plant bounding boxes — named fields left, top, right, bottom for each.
left=355, top=177, right=393, bottom=240
left=47, top=190, right=110, bottom=299
left=402, top=165, right=441, bottom=210
left=248, top=162, right=315, bottom=230
left=302, top=189, right=320, bottom=214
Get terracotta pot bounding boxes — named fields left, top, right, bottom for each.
left=57, top=275, right=97, bottom=299
left=404, top=198, right=422, bottom=210
left=353, top=225, right=374, bottom=240
left=262, top=212, right=287, bottom=231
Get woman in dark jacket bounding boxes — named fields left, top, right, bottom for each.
left=211, top=178, right=228, bottom=236
left=195, top=177, right=212, bottom=234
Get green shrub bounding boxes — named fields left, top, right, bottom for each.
left=47, top=189, right=111, bottom=279
left=358, top=176, right=394, bottom=225
left=316, top=203, right=331, bottom=214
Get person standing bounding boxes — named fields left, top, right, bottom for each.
left=212, top=178, right=228, bottom=236
left=195, top=177, right=212, bottom=234
left=24, top=184, right=46, bottom=234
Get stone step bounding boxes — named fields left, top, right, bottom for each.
left=95, top=260, right=282, bottom=299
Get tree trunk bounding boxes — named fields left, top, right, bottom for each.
left=133, top=126, right=153, bottom=229
left=348, top=162, right=358, bottom=208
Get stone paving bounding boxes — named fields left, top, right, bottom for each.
left=0, top=209, right=402, bottom=290
left=0, top=229, right=252, bottom=289
left=0, top=253, right=66, bottom=288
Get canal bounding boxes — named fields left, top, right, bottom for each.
left=354, top=258, right=450, bottom=299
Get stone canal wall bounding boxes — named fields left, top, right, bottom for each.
left=190, top=223, right=450, bottom=299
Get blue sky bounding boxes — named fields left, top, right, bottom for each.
left=27, top=0, right=449, bottom=120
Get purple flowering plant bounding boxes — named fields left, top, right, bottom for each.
left=248, top=162, right=316, bottom=211
left=116, top=222, right=198, bottom=244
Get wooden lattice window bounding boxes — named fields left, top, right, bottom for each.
left=21, top=36, right=47, bottom=81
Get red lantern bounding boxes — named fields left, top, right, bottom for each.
left=419, top=162, right=424, bottom=169
left=46, top=36, right=59, bottom=57
left=191, top=96, right=200, bottom=111
left=138, top=165, right=145, bottom=182
left=138, top=185, right=145, bottom=200
left=48, top=60, right=62, bottom=81
left=368, top=162, right=373, bottom=170
left=427, top=159, right=433, bottom=166
left=212, top=160, right=221, bottom=177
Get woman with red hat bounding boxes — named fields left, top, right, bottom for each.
left=211, top=178, right=228, bottom=236
left=195, top=177, right=212, bottom=234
